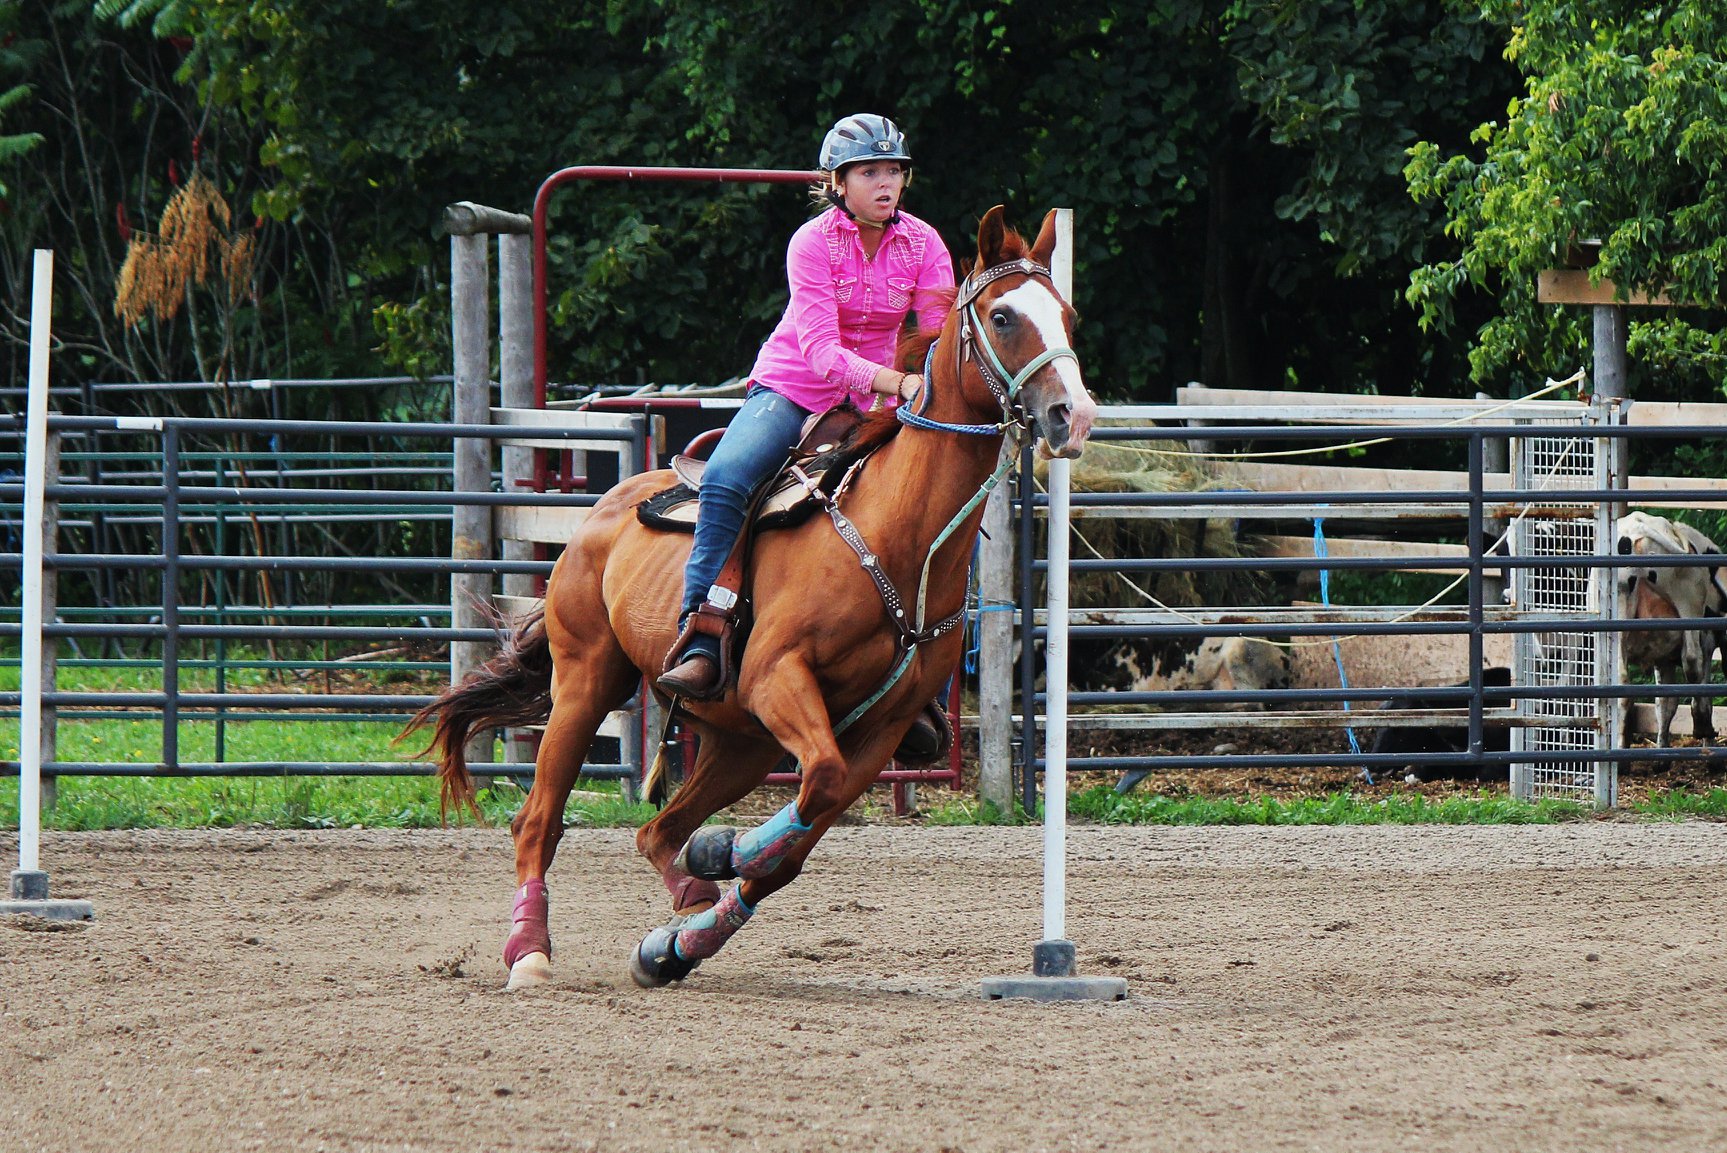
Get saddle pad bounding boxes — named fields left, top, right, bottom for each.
left=636, top=473, right=829, bottom=534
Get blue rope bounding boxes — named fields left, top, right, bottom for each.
left=962, top=534, right=1017, bottom=675
left=896, top=340, right=1006, bottom=437
left=1314, top=516, right=1369, bottom=781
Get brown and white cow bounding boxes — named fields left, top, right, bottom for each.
left=1615, top=511, right=1727, bottom=746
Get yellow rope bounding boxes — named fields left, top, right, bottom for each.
left=1049, top=374, right=1591, bottom=650
left=1112, top=369, right=1587, bottom=462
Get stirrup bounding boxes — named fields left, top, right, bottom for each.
left=657, top=608, right=733, bottom=701
left=656, top=652, right=722, bottom=701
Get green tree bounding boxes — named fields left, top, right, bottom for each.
left=658, top=0, right=1515, bottom=398
left=5, top=1, right=1520, bottom=406
left=1407, top=0, right=1727, bottom=400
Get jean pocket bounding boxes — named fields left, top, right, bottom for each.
left=834, top=275, right=857, bottom=304
left=887, top=276, right=914, bottom=311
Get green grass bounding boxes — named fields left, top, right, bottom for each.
left=1067, top=786, right=1593, bottom=825
left=923, top=784, right=1727, bottom=826
left=0, top=774, right=656, bottom=831
left=1628, top=787, right=1727, bottom=820
left=0, top=649, right=663, bottom=830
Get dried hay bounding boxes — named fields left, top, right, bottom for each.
left=114, top=171, right=254, bottom=327
left=1035, top=435, right=1269, bottom=611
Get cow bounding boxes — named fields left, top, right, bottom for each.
left=1367, top=667, right=1513, bottom=782
left=1615, top=511, right=1727, bottom=746
left=1071, top=634, right=1293, bottom=795
left=1071, top=634, right=1292, bottom=707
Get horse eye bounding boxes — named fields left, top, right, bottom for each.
left=990, top=310, right=1009, bottom=328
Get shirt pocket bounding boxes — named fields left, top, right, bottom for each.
left=887, top=276, right=915, bottom=312
left=833, top=275, right=858, bottom=305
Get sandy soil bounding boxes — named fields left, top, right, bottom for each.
left=5, top=823, right=1727, bottom=1153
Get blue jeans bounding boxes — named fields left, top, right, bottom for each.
left=680, top=386, right=813, bottom=617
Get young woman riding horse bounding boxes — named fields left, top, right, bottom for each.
left=405, top=203, right=1097, bottom=991
left=658, top=113, right=954, bottom=705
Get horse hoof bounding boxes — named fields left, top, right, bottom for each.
left=629, top=926, right=699, bottom=988
left=505, top=951, right=552, bottom=991
left=673, top=826, right=739, bottom=881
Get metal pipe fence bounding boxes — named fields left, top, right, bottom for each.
left=1, top=409, right=648, bottom=786
left=1002, top=403, right=1727, bottom=809
left=10, top=394, right=1723, bottom=810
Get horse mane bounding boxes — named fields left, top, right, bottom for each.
left=813, top=282, right=964, bottom=463
left=828, top=406, right=902, bottom=461
left=810, top=237, right=1050, bottom=466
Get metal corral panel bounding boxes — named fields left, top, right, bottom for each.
left=1509, top=403, right=1620, bottom=806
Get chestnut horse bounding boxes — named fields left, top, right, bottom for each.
left=405, top=206, right=1097, bottom=989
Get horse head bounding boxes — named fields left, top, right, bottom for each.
left=956, top=205, right=1098, bottom=458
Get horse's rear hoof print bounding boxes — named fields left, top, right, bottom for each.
left=673, top=825, right=739, bottom=881
left=630, top=926, right=700, bottom=988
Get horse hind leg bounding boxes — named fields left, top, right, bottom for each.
left=629, top=730, right=781, bottom=988
left=504, top=650, right=637, bottom=991
left=631, top=661, right=906, bottom=988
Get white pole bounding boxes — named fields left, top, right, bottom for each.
left=1042, top=455, right=1070, bottom=942
left=1042, top=209, right=1075, bottom=943
left=981, top=209, right=1122, bottom=999
left=20, top=250, right=53, bottom=874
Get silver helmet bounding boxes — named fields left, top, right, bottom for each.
left=819, top=113, right=912, bottom=173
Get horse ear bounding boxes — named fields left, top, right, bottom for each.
left=976, top=205, right=1007, bottom=269
left=1030, top=209, right=1059, bottom=267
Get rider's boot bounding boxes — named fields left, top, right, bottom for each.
left=656, top=597, right=733, bottom=701
left=657, top=630, right=722, bottom=699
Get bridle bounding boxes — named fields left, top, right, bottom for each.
left=826, top=260, right=1082, bottom=737
left=896, top=258, right=1079, bottom=438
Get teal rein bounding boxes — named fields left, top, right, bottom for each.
left=834, top=427, right=1022, bottom=736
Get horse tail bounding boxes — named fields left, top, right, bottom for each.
left=397, top=605, right=554, bottom=819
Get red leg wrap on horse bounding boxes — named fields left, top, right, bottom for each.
left=672, top=884, right=755, bottom=963
left=666, top=869, right=722, bottom=912
left=503, top=878, right=551, bottom=969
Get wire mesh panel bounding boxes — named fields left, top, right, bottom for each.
left=1509, top=404, right=1618, bottom=806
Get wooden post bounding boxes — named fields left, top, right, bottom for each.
left=498, top=232, right=535, bottom=602
left=450, top=232, right=493, bottom=770
left=977, top=457, right=1016, bottom=816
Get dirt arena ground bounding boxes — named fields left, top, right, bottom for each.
left=4, top=822, right=1727, bottom=1153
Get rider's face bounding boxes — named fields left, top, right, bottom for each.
left=839, top=163, right=907, bottom=225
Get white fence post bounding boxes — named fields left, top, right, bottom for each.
left=4, top=249, right=92, bottom=922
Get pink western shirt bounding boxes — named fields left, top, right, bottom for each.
left=748, top=206, right=955, bottom=413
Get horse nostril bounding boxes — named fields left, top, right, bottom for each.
left=1049, top=402, right=1071, bottom=427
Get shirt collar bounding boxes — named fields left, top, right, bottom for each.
left=832, top=205, right=903, bottom=240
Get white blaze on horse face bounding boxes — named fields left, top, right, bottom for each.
left=995, top=281, right=1095, bottom=445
